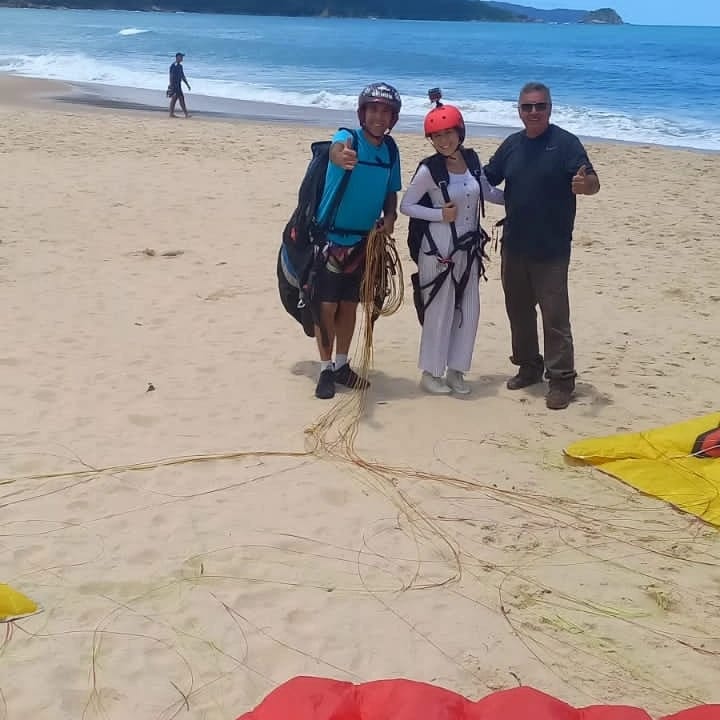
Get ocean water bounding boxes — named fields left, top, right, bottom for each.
left=1, top=8, right=719, bottom=149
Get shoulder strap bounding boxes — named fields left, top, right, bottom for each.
left=460, top=147, right=485, bottom=218
left=323, top=128, right=359, bottom=233
left=424, top=153, right=458, bottom=245
left=424, top=152, right=449, bottom=187
left=338, top=126, right=358, bottom=141
left=383, top=134, right=399, bottom=167
left=461, top=147, right=481, bottom=173
left=409, top=159, right=424, bottom=184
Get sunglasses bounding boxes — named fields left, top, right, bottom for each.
left=520, top=102, right=549, bottom=112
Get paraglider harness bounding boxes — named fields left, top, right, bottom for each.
left=278, top=128, right=399, bottom=340
left=406, top=147, right=491, bottom=325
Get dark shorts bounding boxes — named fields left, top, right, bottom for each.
left=169, top=86, right=183, bottom=99
left=313, top=241, right=366, bottom=304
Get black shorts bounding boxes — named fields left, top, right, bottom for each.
left=313, top=241, right=366, bottom=304
left=170, top=86, right=183, bottom=99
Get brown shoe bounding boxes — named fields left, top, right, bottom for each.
left=546, top=384, right=574, bottom=410
left=506, top=368, right=544, bottom=390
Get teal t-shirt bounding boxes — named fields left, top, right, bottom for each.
left=316, top=128, right=401, bottom=247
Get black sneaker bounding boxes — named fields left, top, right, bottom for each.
left=334, top=363, right=370, bottom=390
left=506, top=367, right=544, bottom=390
left=315, top=368, right=335, bottom=399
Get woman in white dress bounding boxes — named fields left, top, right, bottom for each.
left=400, top=95, right=504, bottom=395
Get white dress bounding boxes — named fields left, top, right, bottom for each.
left=400, top=161, right=504, bottom=377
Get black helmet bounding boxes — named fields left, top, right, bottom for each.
left=357, top=82, right=401, bottom=132
left=358, top=82, right=402, bottom=112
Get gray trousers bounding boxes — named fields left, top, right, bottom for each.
left=500, top=249, right=576, bottom=383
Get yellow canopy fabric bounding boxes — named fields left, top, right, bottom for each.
left=0, top=583, right=39, bottom=622
left=565, top=412, right=720, bottom=528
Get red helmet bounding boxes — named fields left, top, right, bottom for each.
left=357, top=82, right=402, bottom=132
left=424, top=104, right=465, bottom=144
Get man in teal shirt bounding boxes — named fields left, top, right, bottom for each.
left=313, top=82, right=402, bottom=400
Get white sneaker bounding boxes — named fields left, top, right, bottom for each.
left=421, top=371, right=452, bottom=394
left=446, top=369, right=471, bottom=395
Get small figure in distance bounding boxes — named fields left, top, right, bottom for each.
left=168, top=52, right=191, bottom=118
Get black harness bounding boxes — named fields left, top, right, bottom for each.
left=409, top=148, right=490, bottom=325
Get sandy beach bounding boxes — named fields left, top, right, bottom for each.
left=1, top=74, right=718, bottom=719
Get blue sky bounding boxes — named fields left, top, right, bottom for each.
left=526, top=0, right=720, bottom=26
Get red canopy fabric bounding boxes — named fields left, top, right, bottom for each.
left=236, top=676, right=717, bottom=720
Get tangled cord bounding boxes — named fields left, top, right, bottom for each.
left=306, top=226, right=404, bottom=458
left=360, top=225, right=404, bottom=364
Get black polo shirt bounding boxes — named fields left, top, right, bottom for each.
left=484, top=124, right=595, bottom=260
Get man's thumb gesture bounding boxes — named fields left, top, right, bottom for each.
left=337, top=134, right=357, bottom=170
left=571, top=164, right=589, bottom=195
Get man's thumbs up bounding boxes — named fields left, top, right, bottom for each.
left=572, top=164, right=588, bottom=194
left=338, top=134, right=358, bottom=170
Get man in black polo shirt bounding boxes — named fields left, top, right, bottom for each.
left=168, top=52, right=191, bottom=118
left=484, top=82, right=599, bottom=410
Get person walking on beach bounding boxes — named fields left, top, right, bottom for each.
left=168, top=52, right=191, bottom=118
left=400, top=91, right=504, bottom=395
left=312, top=82, right=403, bottom=400
left=483, top=82, right=600, bottom=410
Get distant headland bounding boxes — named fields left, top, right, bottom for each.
left=0, top=0, right=624, bottom=24
left=486, top=3, right=623, bottom=24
